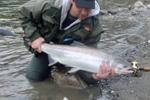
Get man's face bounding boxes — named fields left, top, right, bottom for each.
left=70, top=0, right=92, bottom=20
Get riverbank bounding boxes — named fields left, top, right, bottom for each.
left=100, top=1, right=150, bottom=100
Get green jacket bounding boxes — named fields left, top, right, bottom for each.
left=18, top=0, right=103, bottom=53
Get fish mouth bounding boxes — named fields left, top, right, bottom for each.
left=116, top=68, right=133, bottom=74
left=102, top=68, right=133, bottom=77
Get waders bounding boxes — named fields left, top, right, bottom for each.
left=26, top=52, right=51, bottom=81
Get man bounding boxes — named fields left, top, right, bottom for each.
left=18, top=0, right=115, bottom=85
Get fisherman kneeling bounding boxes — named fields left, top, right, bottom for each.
left=18, top=0, right=115, bottom=85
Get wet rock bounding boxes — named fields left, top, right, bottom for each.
left=63, top=97, right=68, bottom=100
left=141, top=10, right=150, bottom=15
left=108, top=10, right=119, bottom=15
left=147, top=4, right=150, bottom=9
left=110, top=91, right=115, bottom=94
left=0, top=28, right=12, bottom=36
left=106, top=94, right=111, bottom=98
left=129, top=17, right=136, bottom=20
left=100, top=10, right=108, bottom=15
left=126, top=35, right=146, bottom=44
left=12, top=27, right=24, bottom=34
left=144, top=0, right=150, bottom=4
left=130, top=90, right=134, bottom=94
left=114, top=2, right=128, bottom=7
left=118, top=8, right=129, bottom=12
left=134, top=1, right=145, bottom=8
left=128, top=5, right=132, bottom=10
left=131, top=1, right=147, bottom=12
left=138, top=7, right=148, bottom=12
left=131, top=11, right=138, bottom=16
left=53, top=70, right=88, bottom=89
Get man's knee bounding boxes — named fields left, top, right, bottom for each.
left=26, top=52, right=51, bottom=81
left=26, top=71, right=45, bottom=81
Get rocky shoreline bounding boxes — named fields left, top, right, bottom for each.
left=99, top=1, right=150, bottom=100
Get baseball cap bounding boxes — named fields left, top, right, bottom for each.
left=74, top=0, right=95, bottom=9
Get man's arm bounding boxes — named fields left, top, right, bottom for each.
left=18, top=0, right=44, bottom=42
left=18, top=0, right=54, bottom=53
left=18, top=1, right=45, bottom=53
left=32, top=37, right=45, bottom=53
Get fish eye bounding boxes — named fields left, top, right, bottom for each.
left=123, top=66, right=128, bottom=68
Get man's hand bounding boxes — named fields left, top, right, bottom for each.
left=92, top=62, right=115, bottom=80
left=32, top=37, right=45, bottom=53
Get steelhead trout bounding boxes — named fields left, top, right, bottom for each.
left=41, top=43, right=133, bottom=75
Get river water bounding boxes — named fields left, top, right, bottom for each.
left=0, top=0, right=147, bottom=100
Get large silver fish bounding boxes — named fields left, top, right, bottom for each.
left=41, top=43, right=133, bottom=75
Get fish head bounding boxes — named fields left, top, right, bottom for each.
left=112, top=57, right=133, bottom=74
left=115, top=64, right=133, bottom=74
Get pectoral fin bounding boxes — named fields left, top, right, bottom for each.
left=48, top=55, right=58, bottom=66
left=68, top=67, right=80, bottom=73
